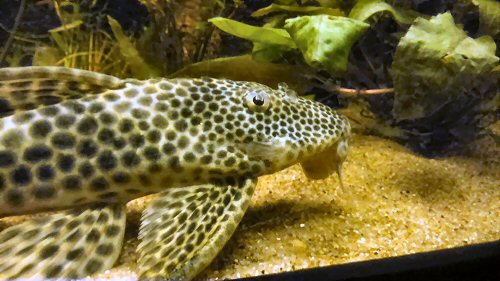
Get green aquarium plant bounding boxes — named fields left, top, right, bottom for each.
left=204, top=0, right=499, bottom=154
left=1, top=0, right=228, bottom=77
left=33, top=1, right=129, bottom=75
left=391, top=12, right=499, bottom=121
left=0, top=0, right=498, bottom=154
left=283, top=15, right=370, bottom=74
left=209, top=0, right=418, bottom=73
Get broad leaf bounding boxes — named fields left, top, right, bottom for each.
left=250, top=15, right=294, bottom=62
left=170, top=55, right=313, bottom=93
left=209, top=17, right=296, bottom=48
left=284, top=15, right=369, bottom=73
left=391, top=12, right=499, bottom=120
left=252, top=43, right=293, bottom=62
left=317, top=0, right=343, bottom=8
left=248, top=15, right=294, bottom=62
left=33, top=47, right=64, bottom=66
left=472, top=0, right=500, bottom=37
left=108, top=16, right=160, bottom=79
left=349, top=0, right=419, bottom=24
left=252, top=4, right=344, bottom=17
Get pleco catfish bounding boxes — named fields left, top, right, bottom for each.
left=0, top=67, right=350, bottom=280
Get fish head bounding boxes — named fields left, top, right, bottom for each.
left=207, top=79, right=351, bottom=182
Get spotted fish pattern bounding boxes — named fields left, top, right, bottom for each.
left=0, top=66, right=350, bottom=280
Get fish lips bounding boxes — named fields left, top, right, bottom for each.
left=300, top=143, right=342, bottom=180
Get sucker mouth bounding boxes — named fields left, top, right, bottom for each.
left=300, top=144, right=340, bottom=180
left=299, top=137, right=348, bottom=188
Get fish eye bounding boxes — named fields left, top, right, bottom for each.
left=253, top=95, right=265, bottom=106
left=245, top=91, right=270, bottom=112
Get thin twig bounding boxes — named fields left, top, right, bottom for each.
left=194, top=0, right=237, bottom=62
left=334, top=85, right=394, bottom=96
left=0, top=0, right=26, bottom=65
left=194, top=25, right=215, bottom=63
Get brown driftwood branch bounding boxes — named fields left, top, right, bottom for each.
left=334, top=86, right=395, bottom=96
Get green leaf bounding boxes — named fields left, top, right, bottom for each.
left=276, top=0, right=297, bottom=5
left=284, top=15, right=369, bottom=73
left=252, top=4, right=344, bottom=17
left=209, top=17, right=297, bottom=48
left=472, top=0, right=500, bottom=37
left=391, top=12, right=500, bottom=121
left=170, top=55, right=313, bottom=93
left=349, top=0, right=420, bottom=24
left=33, top=47, right=64, bottom=66
left=317, top=0, right=343, bottom=8
left=4, top=49, right=27, bottom=67
left=252, top=43, right=292, bottom=62
left=107, top=16, right=160, bottom=79
left=48, top=32, right=69, bottom=52
left=250, top=15, right=294, bottom=62
left=49, top=20, right=84, bottom=33
left=55, top=1, right=83, bottom=26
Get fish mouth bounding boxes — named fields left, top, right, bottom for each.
left=299, top=137, right=348, bottom=186
left=300, top=144, right=340, bottom=180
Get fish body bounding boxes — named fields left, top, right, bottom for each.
left=0, top=67, right=350, bottom=280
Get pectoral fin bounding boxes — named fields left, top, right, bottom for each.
left=0, top=204, right=126, bottom=279
left=137, top=177, right=257, bottom=280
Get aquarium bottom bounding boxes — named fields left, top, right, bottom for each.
left=235, top=240, right=500, bottom=281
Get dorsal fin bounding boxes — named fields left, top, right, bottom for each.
left=0, top=67, right=125, bottom=117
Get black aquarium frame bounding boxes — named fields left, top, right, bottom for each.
left=233, top=240, right=500, bottom=281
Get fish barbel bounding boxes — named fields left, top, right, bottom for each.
left=0, top=66, right=350, bottom=280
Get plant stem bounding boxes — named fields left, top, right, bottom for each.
left=0, top=0, right=26, bottom=65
